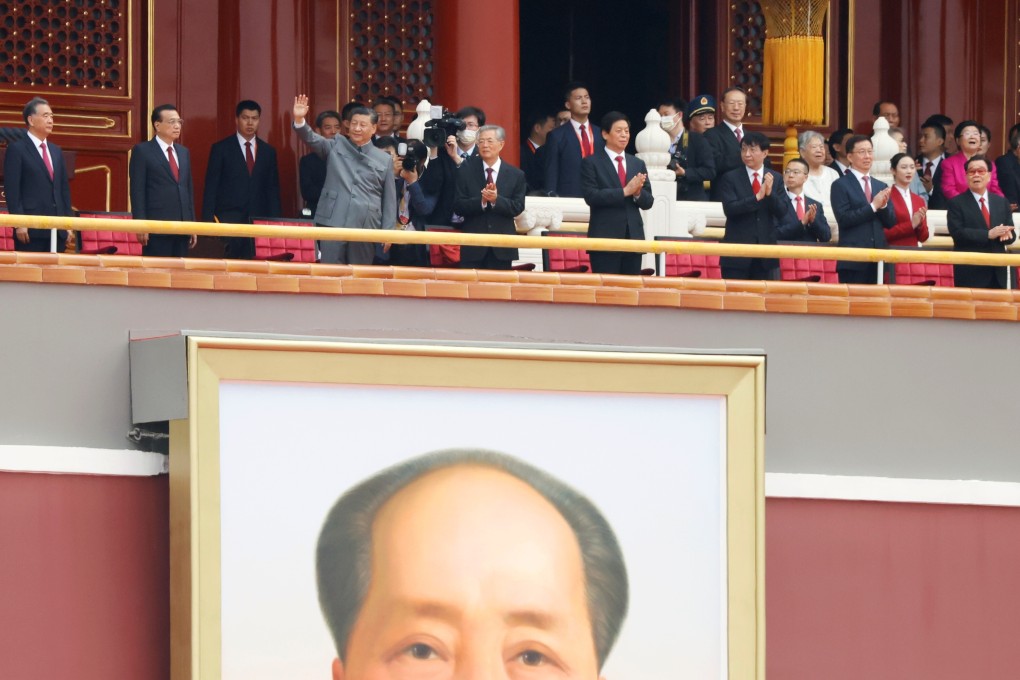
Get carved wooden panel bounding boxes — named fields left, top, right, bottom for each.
left=347, top=0, right=434, bottom=105
left=0, top=0, right=128, bottom=94
left=728, top=0, right=765, bottom=116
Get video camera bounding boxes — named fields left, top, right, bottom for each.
left=423, top=109, right=466, bottom=148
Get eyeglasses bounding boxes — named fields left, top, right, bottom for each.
left=966, top=168, right=989, bottom=176
left=784, top=168, right=806, bottom=175
left=160, top=118, right=184, bottom=126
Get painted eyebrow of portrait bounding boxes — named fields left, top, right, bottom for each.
left=398, top=600, right=563, bottom=630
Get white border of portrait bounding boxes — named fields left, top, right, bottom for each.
left=169, top=337, right=765, bottom=680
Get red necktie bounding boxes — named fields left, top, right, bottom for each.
left=751, top=171, right=761, bottom=194
left=40, top=142, right=54, bottom=180
left=245, top=141, right=255, bottom=175
left=980, top=196, right=991, bottom=228
left=795, top=195, right=805, bottom=220
left=923, top=161, right=933, bottom=180
left=616, top=155, right=626, bottom=188
left=735, top=126, right=743, bottom=144
left=579, top=124, right=593, bottom=158
left=486, top=166, right=494, bottom=186
left=167, top=145, right=180, bottom=182
left=862, top=175, right=872, bottom=202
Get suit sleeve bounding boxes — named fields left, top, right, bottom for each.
left=299, top=155, right=317, bottom=206
left=491, top=168, right=527, bottom=217
left=57, top=152, right=72, bottom=217
left=765, top=173, right=792, bottom=219
left=294, top=123, right=332, bottom=160
left=989, top=162, right=1004, bottom=197
left=947, top=199, right=991, bottom=247
left=830, top=178, right=879, bottom=229
left=129, top=145, right=147, bottom=220
left=811, top=205, right=832, bottom=242
left=994, top=156, right=1019, bottom=207
left=543, top=131, right=561, bottom=195
left=452, top=165, right=481, bottom=218
left=407, top=180, right=438, bottom=217
left=183, top=148, right=196, bottom=222
left=201, top=143, right=222, bottom=222
left=380, top=162, right=397, bottom=229
left=267, top=147, right=282, bottom=218
left=718, top=172, right=761, bottom=217
left=3, top=143, right=24, bottom=213
left=580, top=157, right=625, bottom=208
left=634, top=160, right=654, bottom=210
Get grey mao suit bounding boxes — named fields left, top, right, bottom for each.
left=294, top=122, right=397, bottom=264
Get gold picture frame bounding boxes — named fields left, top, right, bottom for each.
left=168, top=336, right=765, bottom=680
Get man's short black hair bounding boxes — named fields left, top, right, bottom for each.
left=921, top=122, right=946, bottom=142
left=235, top=99, right=261, bottom=117
left=348, top=106, right=378, bottom=125
left=964, top=154, right=990, bottom=173
left=455, top=106, right=486, bottom=126
left=315, top=110, right=342, bottom=128
left=340, top=101, right=365, bottom=122
left=872, top=100, right=896, bottom=116
left=1008, top=123, right=1020, bottom=151
left=151, top=104, right=178, bottom=128
left=524, top=110, right=554, bottom=133
left=741, top=130, right=770, bottom=151
left=844, top=134, right=872, bottom=155
left=563, top=80, right=589, bottom=103
left=22, top=97, right=49, bottom=124
left=923, top=114, right=953, bottom=130
left=720, top=86, right=747, bottom=101
left=658, top=96, right=687, bottom=113
left=827, top=127, right=854, bottom=156
left=372, top=136, right=398, bottom=152
left=954, top=120, right=980, bottom=140
left=372, top=98, right=398, bottom=114
left=600, top=111, right=630, bottom=132
left=786, top=156, right=809, bottom=172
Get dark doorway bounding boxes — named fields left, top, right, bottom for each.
left=519, top=0, right=679, bottom=147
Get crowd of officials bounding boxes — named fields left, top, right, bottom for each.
left=4, top=87, right=1020, bottom=286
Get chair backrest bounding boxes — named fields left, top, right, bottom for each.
left=252, top=218, right=317, bottom=262
left=0, top=210, right=13, bottom=251
left=655, top=236, right=722, bottom=278
left=78, top=212, right=142, bottom=256
left=894, top=262, right=955, bottom=286
left=541, top=230, right=590, bottom=273
left=426, top=226, right=460, bottom=267
left=777, top=241, right=839, bottom=283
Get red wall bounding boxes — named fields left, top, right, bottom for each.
left=767, top=498, right=1020, bottom=679
left=0, top=472, right=169, bottom=680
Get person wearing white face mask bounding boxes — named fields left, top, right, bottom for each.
left=448, top=106, right=484, bottom=165
left=657, top=96, right=715, bottom=201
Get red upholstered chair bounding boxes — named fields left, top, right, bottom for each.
left=427, top=226, right=536, bottom=271
left=777, top=241, right=839, bottom=283
left=252, top=218, right=318, bottom=262
left=77, top=212, right=141, bottom=255
left=655, top=236, right=722, bottom=278
left=0, top=209, right=13, bottom=251
left=542, top=230, right=591, bottom=273
left=893, top=262, right=954, bottom=286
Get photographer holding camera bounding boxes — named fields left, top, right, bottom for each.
left=417, top=106, right=487, bottom=226
left=658, top=96, right=715, bottom=202
left=373, top=137, right=433, bottom=266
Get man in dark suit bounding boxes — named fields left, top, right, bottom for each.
left=827, top=128, right=854, bottom=176
left=299, top=110, right=342, bottom=217
left=658, top=96, right=715, bottom=202
left=3, top=97, right=74, bottom=252
left=415, top=105, right=486, bottom=228
left=830, top=135, right=896, bottom=283
left=705, top=87, right=750, bottom=200
left=372, top=97, right=406, bottom=144
left=544, top=82, right=602, bottom=198
left=778, top=157, right=831, bottom=242
left=201, top=100, right=282, bottom=259
left=520, top=111, right=554, bottom=193
left=947, top=155, right=1016, bottom=289
left=994, top=123, right=1020, bottom=211
left=716, top=131, right=792, bottom=279
left=129, top=104, right=197, bottom=257
left=452, top=125, right=527, bottom=270
left=580, top=111, right=654, bottom=275
left=916, top=121, right=948, bottom=205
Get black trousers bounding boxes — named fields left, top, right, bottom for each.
left=459, top=248, right=512, bottom=270
left=588, top=251, right=642, bottom=275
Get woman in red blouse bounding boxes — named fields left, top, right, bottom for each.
left=886, top=153, right=930, bottom=247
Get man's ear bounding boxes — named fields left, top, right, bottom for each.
left=332, top=657, right=346, bottom=680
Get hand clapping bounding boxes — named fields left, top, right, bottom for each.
left=481, top=182, right=498, bottom=204
left=624, top=172, right=646, bottom=197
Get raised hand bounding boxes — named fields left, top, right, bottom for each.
left=293, top=94, right=310, bottom=124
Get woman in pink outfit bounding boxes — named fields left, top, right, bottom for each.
left=939, top=120, right=1003, bottom=200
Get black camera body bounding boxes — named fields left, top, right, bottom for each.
left=423, top=112, right=466, bottom=148
left=666, top=142, right=688, bottom=172
left=401, top=140, right=428, bottom=172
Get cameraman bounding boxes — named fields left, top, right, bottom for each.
left=658, top=96, right=715, bottom=202
left=374, top=137, right=433, bottom=266
left=418, top=105, right=487, bottom=226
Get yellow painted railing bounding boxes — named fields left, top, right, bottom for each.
left=2, top=213, right=1020, bottom=268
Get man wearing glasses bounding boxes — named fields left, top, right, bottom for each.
left=129, top=104, right=198, bottom=257
left=947, top=155, right=1016, bottom=288
left=778, top=157, right=831, bottom=243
